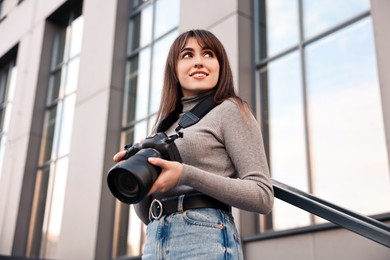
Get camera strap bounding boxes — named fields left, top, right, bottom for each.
left=157, top=92, right=218, bottom=133
left=175, top=92, right=218, bottom=132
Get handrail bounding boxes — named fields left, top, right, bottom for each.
left=272, top=179, right=390, bottom=248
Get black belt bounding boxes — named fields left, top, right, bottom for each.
left=149, top=193, right=231, bottom=221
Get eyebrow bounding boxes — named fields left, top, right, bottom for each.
left=180, top=47, right=194, bottom=53
left=180, top=46, right=213, bottom=54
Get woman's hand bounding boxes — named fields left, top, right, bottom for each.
left=113, top=150, right=127, bottom=162
left=147, top=157, right=183, bottom=196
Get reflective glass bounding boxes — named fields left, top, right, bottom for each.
left=0, top=63, right=16, bottom=174
left=0, top=109, right=4, bottom=134
left=39, top=107, right=58, bottom=164
left=57, top=94, right=76, bottom=157
left=124, top=48, right=151, bottom=123
left=28, top=166, right=50, bottom=256
left=132, top=0, right=143, bottom=8
left=64, top=58, right=80, bottom=95
left=122, top=120, right=147, bottom=148
left=154, top=0, right=179, bottom=39
left=51, top=30, right=66, bottom=68
left=256, top=0, right=299, bottom=59
left=34, top=10, right=82, bottom=259
left=69, top=16, right=84, bottom=59
left=127, top=205, right=145, bottom=256
left=150, top=31, right=177, bottom=114
left=134, top=120, right=147, bottom=143
left=0, top=68, right=7, bottom=102
left=48, top=69, right=63, bottom=104
left=128, top=6, right=153, bottom=53
left=263, top=51, right=311, bottom=230
left=148, top=114, right=157, bottom=135
left=305, top=18, right=390, bottom=217
left=303, top=0, right=370, bottom=39
left=0, top=97, right=12, bottom=140
left=124, top=57, right=137, bottom=124
left=41, top=157, right=69, bottom=258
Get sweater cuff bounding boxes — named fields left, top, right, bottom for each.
left=177, top=163, right=194, bottom=186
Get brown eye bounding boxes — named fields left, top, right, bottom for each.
left=182, top=52, right=193, bottom=59
left=204, top=51, right=214, bottom=58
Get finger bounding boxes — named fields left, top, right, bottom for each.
left=148, top=157, right=166, bottom=167
left=113, top=150, right=126, bottom=162
left=147, top=183, right=158, bottom=196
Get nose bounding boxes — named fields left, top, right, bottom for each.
left=194, top=55, right=203, bottom=68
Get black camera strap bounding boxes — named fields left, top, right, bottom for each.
left=157, top=92, right=218, bottom=133
left=175, top=92, right=217, bottom=132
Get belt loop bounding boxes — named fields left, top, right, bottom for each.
left=177, top=194, right=185, bottom=213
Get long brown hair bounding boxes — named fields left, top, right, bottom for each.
left=155, top=29, right=249, bottom=126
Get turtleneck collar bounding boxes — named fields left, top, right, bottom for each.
left=181, top=90, right=216, bottom=113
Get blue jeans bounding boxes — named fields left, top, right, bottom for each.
left=142, top=208, right=244, bottom=260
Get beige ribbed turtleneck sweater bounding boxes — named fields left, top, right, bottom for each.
left=135, top=92, right=274, bottom=224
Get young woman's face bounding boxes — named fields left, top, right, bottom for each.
left=176, top=37, right=220, bottom=97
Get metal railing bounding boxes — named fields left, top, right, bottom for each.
left=272, top=179, right=390, bottom=248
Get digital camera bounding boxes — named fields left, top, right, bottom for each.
left=107, top=132, right=182, bottom=204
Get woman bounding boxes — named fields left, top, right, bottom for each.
left=114, top=29, right=273, bottom=259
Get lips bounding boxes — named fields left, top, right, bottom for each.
left=190, top=71, right=208, bottom=79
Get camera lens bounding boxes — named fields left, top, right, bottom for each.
left=107, top=148, right=162, bottom=204
left=114, top=172, right=139, bottom=197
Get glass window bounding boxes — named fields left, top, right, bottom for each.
left=115, top=0, right=180, bottom=258
left=254, top=0, right=389, bottom=234
left=0, top=60, right=17, bottom=176
left=41, top=157, right=69, bottom=256
left=154, top=0, right=179, bottom=39
left=255, top=0, right=299, bottom=60
left=124, top=48, right=151, bottom=124
left=305, top=17, right=390, bottom=218
left=128, top=5, right=153, bottom=53
left=38, top=106, right=57, bottom=163
left=149, top=31, right=177, bottom=114
left=302, top=0, right=370, bottom=39
left=262, top=52, right=312, bottom=230
left=29, top=10, right=84, bottom=259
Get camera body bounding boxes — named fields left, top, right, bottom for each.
left=124, top=132, right=182, bottom=162
left=107, top=132, right=182, bottom=204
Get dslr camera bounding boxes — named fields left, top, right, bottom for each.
left=107, top=132, right=182, bottom=204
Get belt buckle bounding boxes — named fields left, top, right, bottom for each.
left=149, top=199, right=163, bottom=221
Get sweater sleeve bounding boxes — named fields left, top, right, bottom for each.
left=178, top=101, right=274, bottom=214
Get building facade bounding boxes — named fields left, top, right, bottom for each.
left=0, top=0, right=389, bottom=259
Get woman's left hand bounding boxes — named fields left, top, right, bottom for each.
left=147, top=157, right=183, bottom=196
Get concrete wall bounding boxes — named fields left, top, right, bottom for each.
left=371, top=0, right=390, bottom=166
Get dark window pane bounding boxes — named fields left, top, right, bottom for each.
left=39, top=107, right=58, bottom=164
left=124, top=48, right=151, bottom=124
left=128, top=6, right=152, bottom=53
left=48, top=69, right=62, bottom=104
